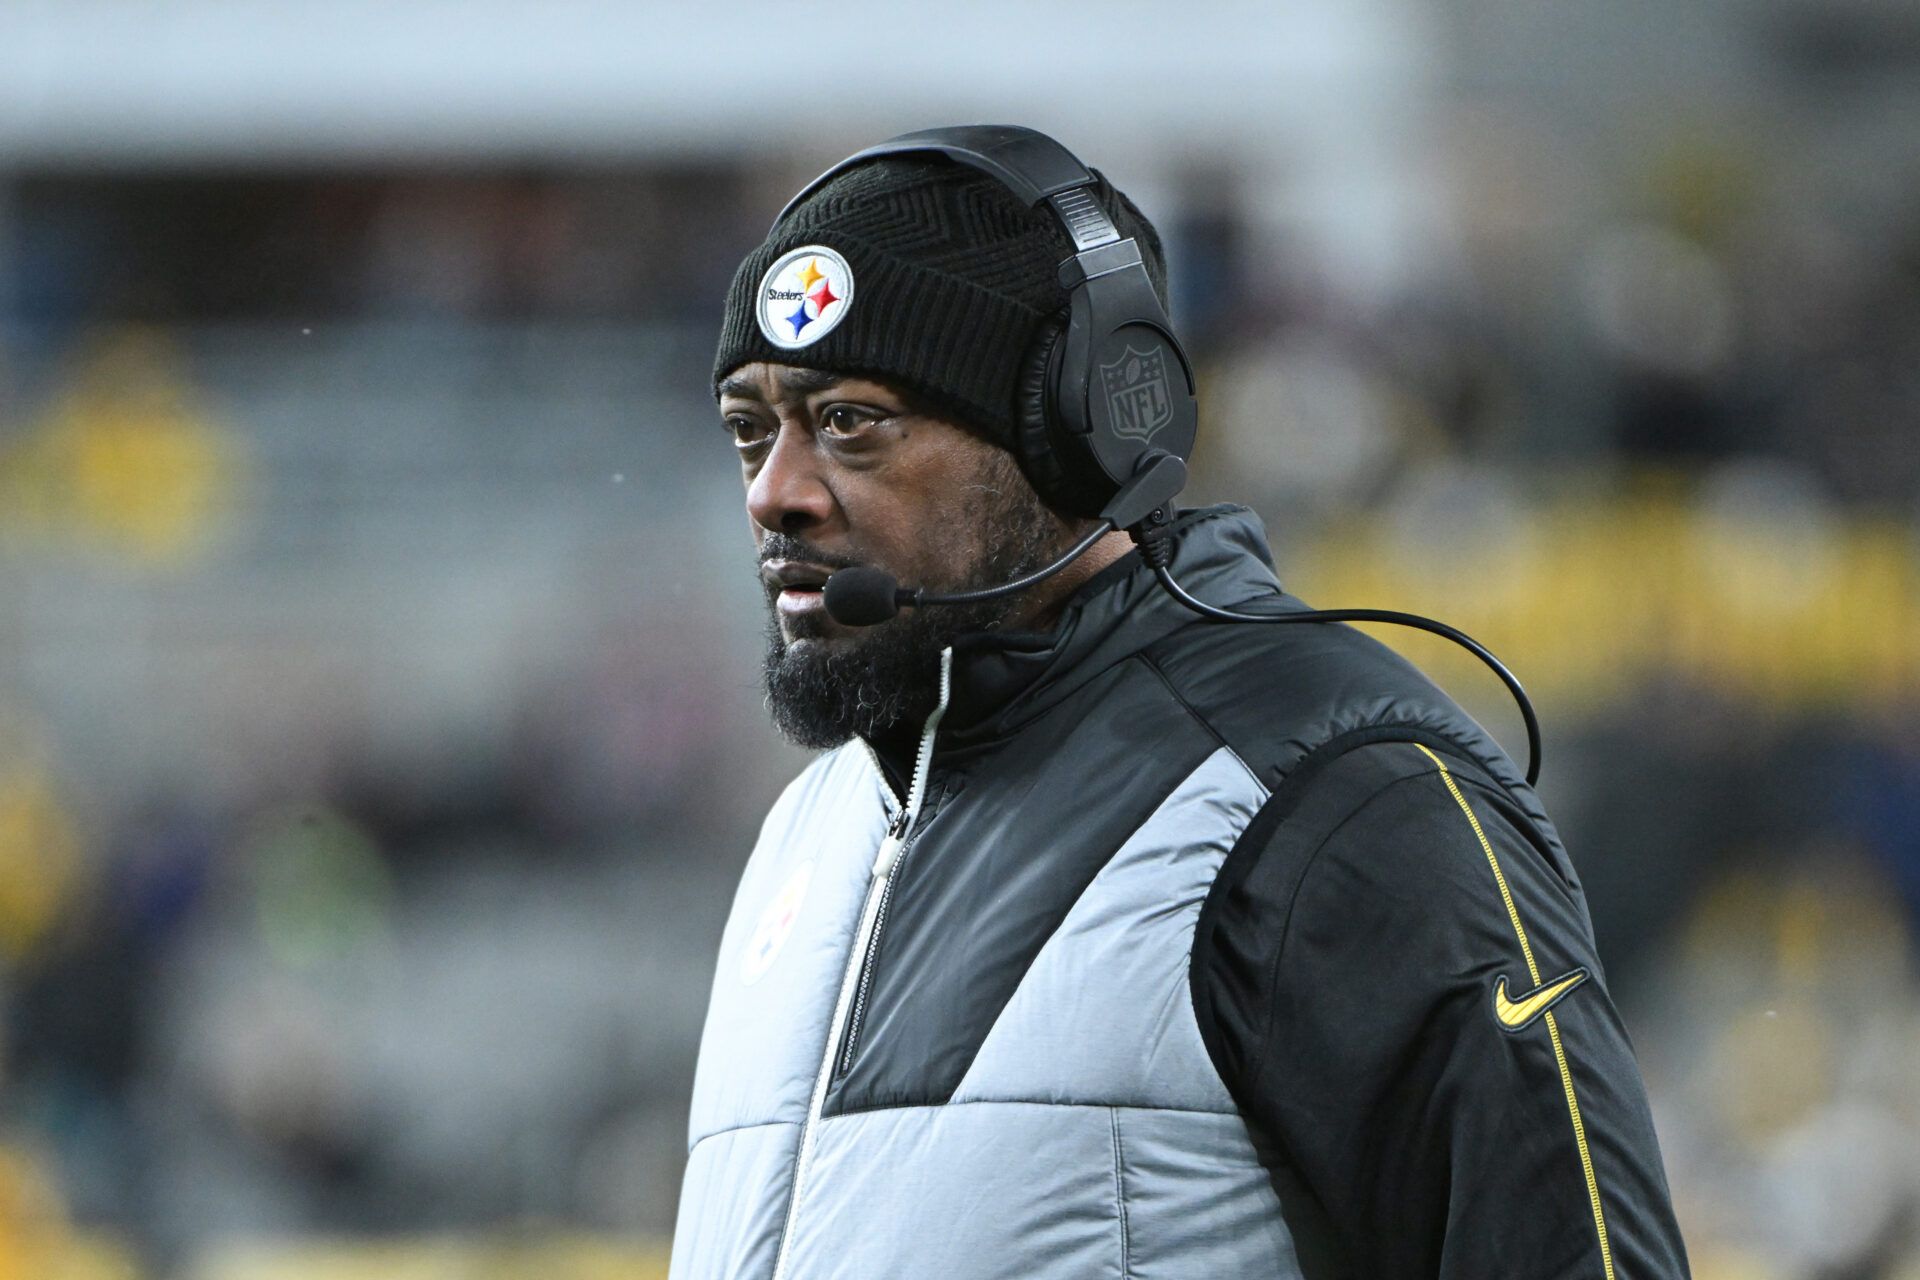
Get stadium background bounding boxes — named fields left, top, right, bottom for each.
left=1, top=1, right=1917, bottom=1276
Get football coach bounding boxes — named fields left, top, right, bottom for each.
left=670, top=125, right=1690, bottom=1279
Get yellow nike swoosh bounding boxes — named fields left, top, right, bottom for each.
left=1493, top=968, right=1590, bottom=1031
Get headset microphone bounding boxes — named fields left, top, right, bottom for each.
left=822, top=453, right=1189, bottom=627
left=820, top=568, right=910, bottom=627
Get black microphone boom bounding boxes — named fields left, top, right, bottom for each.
left=822, top=521, right=1114, bottom=626
left=820, top=452, right=1188, bottom=628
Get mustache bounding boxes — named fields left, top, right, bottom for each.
left=757, top=533, right=864, bottom=574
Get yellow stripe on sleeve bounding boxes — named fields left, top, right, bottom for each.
left=1412, top=744, right=1615, bottom=1280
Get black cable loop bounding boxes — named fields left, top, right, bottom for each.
left=1149, top=564, right=1543, bottom=786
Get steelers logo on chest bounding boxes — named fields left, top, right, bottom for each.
left=740, top=859, right=815, bottom=986
left=756, top=245, right=855, bottom=350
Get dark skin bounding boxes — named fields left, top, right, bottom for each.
left=721, top=361, right=1132, bottom=648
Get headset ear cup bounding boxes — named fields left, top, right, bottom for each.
left=1014, top=313, right=1111, bottom=518
left=1014, top=314, right=1070, bottom=509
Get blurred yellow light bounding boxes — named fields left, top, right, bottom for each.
left=0, top=763, right=82, bottom=964
left=0, top=1145, right=140, bottom=1280
left=0, top=327, right=245, bottom=568
left=1287, top=482, right=1920, bottom=714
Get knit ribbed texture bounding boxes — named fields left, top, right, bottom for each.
left=714, top=154, right=1166, bottom=448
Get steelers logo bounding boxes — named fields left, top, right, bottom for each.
left=740, top=859, right=814, bottom=986
left=756, top=245, right=855, bottom=350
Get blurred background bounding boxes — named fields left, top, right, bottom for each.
left=1, top=1, right=1917, bottom=1276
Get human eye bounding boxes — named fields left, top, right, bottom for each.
left=724, top=412, right=773, bottom=454
left=820, top=404, right=881, bottom=437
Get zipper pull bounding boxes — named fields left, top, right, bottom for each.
left=873, top=807, right=912, bottom=876
left=888, top=772, right=946, bottom=843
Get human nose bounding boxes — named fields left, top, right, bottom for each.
left=745, top=425, right=835, bottom=534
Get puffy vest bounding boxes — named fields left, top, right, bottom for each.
left=669, top=507, right=1534, bottom=1280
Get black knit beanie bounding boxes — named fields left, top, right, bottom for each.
left=713, top=153, right=1168, bottom=449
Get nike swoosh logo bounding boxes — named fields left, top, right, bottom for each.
left=1493, top=968, right=1590, bottom=1032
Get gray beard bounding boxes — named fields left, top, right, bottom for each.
left=760, top=475, right=1069, bottom=750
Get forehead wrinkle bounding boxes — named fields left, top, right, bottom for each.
left=717, top=365, right=848, bottom=406
left=772, top=366, right=843, bottom=398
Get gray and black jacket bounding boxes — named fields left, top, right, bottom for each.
left=672, top=506, right=1689, bottom=1280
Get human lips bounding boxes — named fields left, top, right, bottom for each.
left=761, top=560, right=836, bottom=616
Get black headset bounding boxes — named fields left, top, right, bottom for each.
left=778, top=124, right=1198, bottom=519
left=793, top=125, right=1545, bottom=786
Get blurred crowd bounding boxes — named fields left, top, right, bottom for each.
left=2, top=62, right=1919, bottom=1280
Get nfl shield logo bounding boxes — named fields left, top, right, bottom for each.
left=1099, top=345, right=1174, bottom=442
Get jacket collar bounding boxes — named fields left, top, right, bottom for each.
left=863, top=504, right=1283, bottom=780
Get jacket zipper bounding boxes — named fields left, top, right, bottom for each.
left=836, top=786, right=931, bottom=1079
left=769, top=648, right=952, bottom=1280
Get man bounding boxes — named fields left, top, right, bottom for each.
left=671, top=128, right=1690, bottom=1279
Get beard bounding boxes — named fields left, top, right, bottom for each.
left=761, top=456, right=1073, bottom=749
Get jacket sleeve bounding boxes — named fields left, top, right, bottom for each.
left=1192, top=740, right=1690, bottom=1279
